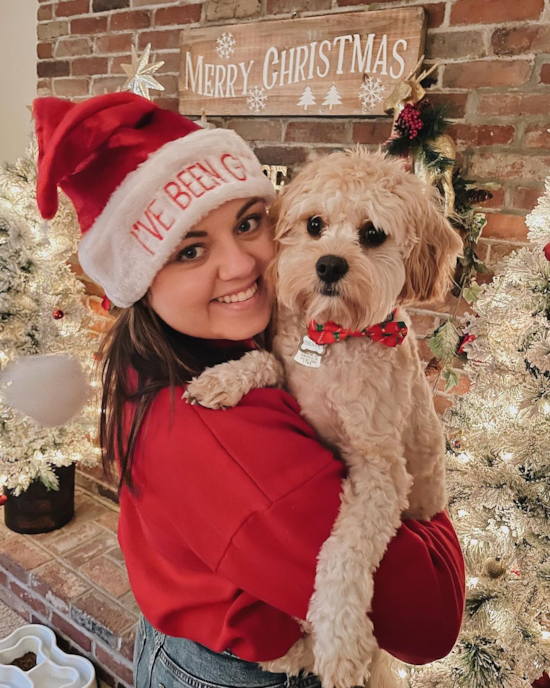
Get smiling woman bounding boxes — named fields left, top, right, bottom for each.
left=33, top=92, right=465, bottom=688
left=148, top=197, right=275, bottom=341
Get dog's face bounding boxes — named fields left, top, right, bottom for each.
left=270, top=149, right=463, bottom=330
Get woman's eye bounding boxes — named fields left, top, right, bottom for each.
left=360, top=222, right=387, bottom=247
left=177, top=245, right=205, bottom=261
left=238, top=216, right=261, bottom=233
left=307, top=216, right=324, bottom=237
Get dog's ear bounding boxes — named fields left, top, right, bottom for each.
left=399, top=195, right=463, bottom=306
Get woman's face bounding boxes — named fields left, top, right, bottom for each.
left=148, top=197, right=275, bottom=341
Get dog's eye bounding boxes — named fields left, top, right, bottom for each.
left=360, top=222, right=387, bottom=247
left=307, top=216, right=324, bottom=237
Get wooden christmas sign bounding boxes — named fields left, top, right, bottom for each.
left=179, top=7, right=426, bottom=117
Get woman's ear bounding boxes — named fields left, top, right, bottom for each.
left=399, top=195, right=463, bottom=306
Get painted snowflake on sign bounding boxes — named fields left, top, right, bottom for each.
left=246, top=86, right=268, bottom=113
left=359, top=76, right=385, bottom=113
left=216, top=32, right=236, bottom=60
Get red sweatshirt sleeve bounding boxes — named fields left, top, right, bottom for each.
left=135, top=385, right=465, bottom=665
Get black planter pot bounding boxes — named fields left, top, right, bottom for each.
left=2, top=463, right=75, bottom=534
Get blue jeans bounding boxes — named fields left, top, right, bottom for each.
left=134, top=615, right=323, bottom=688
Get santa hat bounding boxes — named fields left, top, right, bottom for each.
left=34, top=92, right=275, bottom=307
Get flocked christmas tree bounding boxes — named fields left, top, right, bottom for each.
left=410, top=178, right=550, bottom=686
left=0, top=141, right=100, bottom=495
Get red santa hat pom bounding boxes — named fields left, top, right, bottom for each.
left=1, top=354, right=90, bottom=427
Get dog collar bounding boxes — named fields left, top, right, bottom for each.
left=307, top=309, right=408, bottom=348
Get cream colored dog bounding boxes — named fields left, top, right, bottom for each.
left=185, top=148, right=463, bottom=688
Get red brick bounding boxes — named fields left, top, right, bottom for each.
left=71, top=590, right=137, bottom=647
left=71, top=16, right=107, bottom=34
left=37, top=78, right=53, bottom=96
left=138, top=29, right=180, bottom=51
left=94, top=33, right=133, bottom=54
left=434, top=395, right=453, bottom=415
left=154, top=4, right=202, bottom=25
left=0, top=568, right=6, bottom=586
left=0, top=536, right=52, bottom=584
left=425, top=3, right=445, bottom=28
left=427, top=30, right=485, bottom=60
left=451, top=0, right=544, bottom=24
left=109, top=9, right=150, bottom=30
left=469, top=152, right=550, bottom=181
left=483, top=214, right=528, bottom=241
left=352, top=120, right=393, bottom=144
left=432, top=290, right=473, bottom=318
left=285, top=121, right=347, bottom=144
left=52, top=611, right=93, bottom=652
left=488, top=241, right=524, bottom=265
left=9, top=579, right=49, bottom=617
left=513, top=185, right=545, bottom=210
left=65, top=531, right=117, bottom=568
left=151, top=50, right=180, bottom=74
left=228, top=119, right=284, bottom=141
left=267, top=0, right=330, bottom=12
left=477, top=186, right=505, bottom=210
left=56, top=0, right=90, bottom=17
left=48, top=520, right=104, bottom=554
left=119, top=625, right=137, bottom=662
left=92, top=0, right=129, bottom=11
left=95, top=510, right=119, bottom=533
left=426, top=92, right=469, bottom=118
left=133, top=0, right=179, bottom=4
left=72, top=56, right=108, bottom=76
left=53, top=78, right=90, bottom=97
left=541, top=64, right=550, bottom=85
left=95, top=645, right=133, bottom=685
left=448, top=124, right=515, bottom=148
left=444, top=60, right=533, bottom=89
left=410, top=313, right=437, bottom=337
left=37, top=42, right=53, bottom=59
left=154, top=73, right=178, bottom=96
left=492, top=26, right=550, bottom=56
left=30, top=561, right=91, bottom=612
left=38, top=60, right=71, bottom=78
left=38, top=4, right=53, bottom=20
left=478, top=93, right=550, bottom=117
left=153, top=96, right=179, bottom=112
left=0, top=586, right=32, bottom=621
left=55, top=37, right=92, bottom=57
left=437, top=373, right=471, bottom=395
left=254, top=146, right=308, bottom=167
left=524, top=124, right=550, bottom=149
left=80, top=556, right=130, bottom=598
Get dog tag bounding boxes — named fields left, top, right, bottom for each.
left=294, top=335, right=326, bottom=368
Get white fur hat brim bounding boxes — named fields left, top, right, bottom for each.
left=78, top=128, right=275, bottom=308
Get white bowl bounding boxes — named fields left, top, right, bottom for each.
left=0, top=625, right=96, bottom=688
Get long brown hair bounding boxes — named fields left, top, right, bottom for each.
left=96, top=296, right=266, bottom=493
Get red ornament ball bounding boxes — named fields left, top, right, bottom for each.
left=544, top=242, right=550, bottom=261
left=52, top=309, right=64, bottom=320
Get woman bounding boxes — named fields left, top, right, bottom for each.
left=34, top=92, right=465, bottom=688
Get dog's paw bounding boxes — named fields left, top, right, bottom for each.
left=184, top=367, right=244, bottom=409
left=259, top=636, right=314, bottom=676
left=315, top=653, right=373, bottom=688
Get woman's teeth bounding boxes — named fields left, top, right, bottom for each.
left=215, top=281, right=258, bottom=304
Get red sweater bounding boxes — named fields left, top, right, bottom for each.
left=118, top=384, right=465, bottom=665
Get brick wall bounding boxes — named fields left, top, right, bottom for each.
left=35, top=0, right=550, bottom=417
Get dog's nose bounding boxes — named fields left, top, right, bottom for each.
left=316, top=255, right=348, bottom=283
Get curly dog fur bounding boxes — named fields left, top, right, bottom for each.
left=185, top=148, right=463, bottom=688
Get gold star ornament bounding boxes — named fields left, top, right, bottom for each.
left=121, top=44, right=165, bottom=100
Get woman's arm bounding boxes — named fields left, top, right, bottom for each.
left=137, top=385, right=465, bottom=664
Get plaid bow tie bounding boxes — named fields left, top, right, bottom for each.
left=307, top=309, right=408, bottom=348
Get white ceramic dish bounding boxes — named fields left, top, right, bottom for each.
left=0, top=625, right=96, bottom=688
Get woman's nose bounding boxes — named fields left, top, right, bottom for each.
left=217, top=239, right=257, bottom=282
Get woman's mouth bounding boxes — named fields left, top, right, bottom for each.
left=212, top=279, right=260, bottom=307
